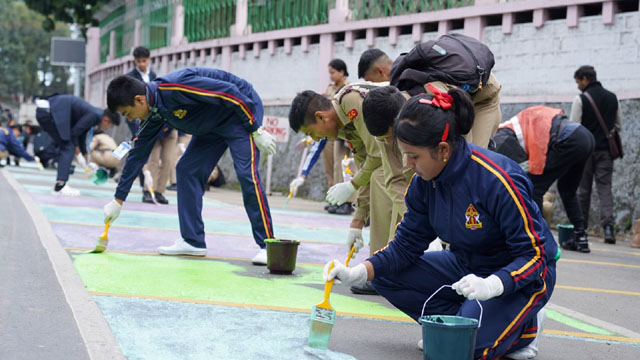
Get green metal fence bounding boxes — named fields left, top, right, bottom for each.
left=143, top=3, right=170, bottom=50
left=184, top=0, right=236, bottom=42
left=248, top=0, right=329, bottom=33
left=349, top=0, right=475, bottom=20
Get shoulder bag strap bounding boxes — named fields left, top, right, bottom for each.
left=583, top=91, right=610, bottom=135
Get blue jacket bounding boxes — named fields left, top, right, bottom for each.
left=368, top=139, right=557, bottom=296
left=48, top=95, right=103, bottom=154
left=0, top=127, right=35, bottom=161
left=115, top=67, right=262, bottom=201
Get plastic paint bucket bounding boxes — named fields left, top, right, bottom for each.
left=265, top=238, right=300, bottom=274
left=420, top=315, right=478, bottom=360
left=557, top=224, right=574, bottom=247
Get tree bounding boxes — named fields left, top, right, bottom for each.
left=23, top=0, right=105, bottom=37
left=0, top=0, right=72, bottom=103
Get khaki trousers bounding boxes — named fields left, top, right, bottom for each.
left=89, top=150, right=119, bottom=169
left=367, top=166, right=394, bottom=255
left=465, top=73, right=502, bottom=148
left=170, top=134, right=192, bottom=184
left=144, top=129, right=178, bottom=193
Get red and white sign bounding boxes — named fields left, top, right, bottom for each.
left=262, top=116, right=290, bottom=143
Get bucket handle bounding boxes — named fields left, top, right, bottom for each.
left=420, top=285, right=483, bottom=328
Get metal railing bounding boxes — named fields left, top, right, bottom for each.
left=184, top=0, right=237, bottom=42
left=248, top=0, right=329, bottom=33
left=349, top=0, right=475, bottom=20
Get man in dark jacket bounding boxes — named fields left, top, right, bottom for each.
left=570, top=65, right=622, bottom=244
left=103, top=68, right=276, bottom=265
left=126, top=46, right=157, bottom=83
left=35, top=95, right=120, bottom=195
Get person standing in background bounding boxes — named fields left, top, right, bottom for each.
left=570, top=65, right=622, bottom=244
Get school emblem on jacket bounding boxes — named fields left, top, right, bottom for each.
left=173, top=109, right=187, bottom=119
left=465, top=204, right=483, bottom=230
left=347, top=108, right=358, bottom=121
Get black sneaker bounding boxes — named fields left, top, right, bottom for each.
left=350, top=281, right=378, bottom=295
left=142, top=191, right=154, bottom=204
left=155, top=192, right=169, bottom=205
left=334, top=202, right=354, bottom=215
left=326, top=205, right=338, bottom=213
left=575, top=231, right=590, bottom=253
left=166, top=183, right=177, bottom=191
left=604, top=225, right=616, bottom=244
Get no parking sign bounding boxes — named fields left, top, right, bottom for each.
left=262, top=116, right=290, bottom=143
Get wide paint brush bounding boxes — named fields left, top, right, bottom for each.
left=308, top=245, right=356, bottom=349
left=89, top=221, right=110, bottom=253
left=283, top=184, right=297, bottom=209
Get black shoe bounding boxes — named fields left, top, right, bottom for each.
left=142, top=191, right=154, bottom=204
left=604, top=225, right=616, bottom=244
left=166, top=183, right=177, bottom=191
left=155, top=192, right=169, bottom=205
left=350, top=281, right=378, bottom=295
left=575, top=231, right=590, bottom=253
left=326, top=205, right=338, bottom=213
left=324, top=204, right=331, bottom=211
left=334, top=202, right=354, bottom=215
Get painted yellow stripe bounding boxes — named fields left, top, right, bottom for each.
left=249, top=135, right=272, bottom=238
left=543, top=329, right=640, bottom=344
left=483, top=282, right=547, bottom=359
left=158, top=86, right=253, bottom=124
left=471, top=155, right=541, bottom=278
left=560, top=258, right=640, bottom=270
left=556, top=285, right=640, bottom=297
left=89, top=291, right=414, bottom=323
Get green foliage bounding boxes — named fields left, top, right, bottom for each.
left=23, top=0, right=105, bottom=37
left=0, top=0, right=72, bottom=102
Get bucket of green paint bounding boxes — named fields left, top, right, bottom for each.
left=557, top=224, right=574, bottom=247
left=419, top=285, right=481, bottom=360
left=265, top=238, right=300, bottom=274
left=91, top=168, right=109, bottom=185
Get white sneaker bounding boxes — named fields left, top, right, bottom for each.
left=51, top=184, right=80, bottom=196
left=251, top=248, right=267, bottom=265
left=505, top=308, right=545, bottom=359
left=158, top=239, right=207, bottom=256
left=418, top=339, right=423, bottom=351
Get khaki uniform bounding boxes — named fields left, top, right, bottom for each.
left=377, top=138, right=415, bottom=241
left=323, top=82, right=350, bottom=188
left=143, top=128, right=178, bottom=193
left=427, top=73, right=502, bottom=148
left=89, top=133, right=119, bottom=169
left=170, top=133, right=192, bottom=184
left=333, top=82, right=393, bottom=255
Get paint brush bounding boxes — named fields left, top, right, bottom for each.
left=283, top=184, right=297, bottom=209
left=308, top=245, right=356, bottom=349
left=89, top=221, right=110, bottom=253
left=149, top=187, right=159, bottom=205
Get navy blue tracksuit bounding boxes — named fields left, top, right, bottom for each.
left=369, top=139, right=557, bottom=359
left=35, top=95, right=103, bottom=181
left=116, top=68, right=274, bottom=249
left=1, top=127, right=35, bottom=161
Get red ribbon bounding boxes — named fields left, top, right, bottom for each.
left=418, top=84, right=453, bottom=110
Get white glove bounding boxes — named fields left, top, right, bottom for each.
left=34, top=156, right=44, bottom=171
left=346, top=228, right=364, bottom=257
left=326, top=181, right=357, bottom=205
left=289, top=176, right=305, bottom=194
left=252, top=127, right=276, bottom=156
left=177, top=143, right=187, bottom=155
left=143, top=169, right=154, bottom=190
left=323, top=260, right=368, bottom=288
left=88, top=162, right=99, bottom=171
left=452, top=274, right=504, bottom=301
left=104, top=199, right=122, bottom=224
left=75, top=153, right=88, bottom=169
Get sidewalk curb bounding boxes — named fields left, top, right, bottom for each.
left=1, top=169, right=125, bottom=360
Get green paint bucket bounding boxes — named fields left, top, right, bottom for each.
left=419, top=285, right=481, bottom=360
left=557, top=224, right=574, bottom=247
left=265, top=239, right=300, bottom=275
left=91, top=168, right=109, bottom=185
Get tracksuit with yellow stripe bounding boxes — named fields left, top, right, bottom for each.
left=369, top=138, right=557, bottom=359
left=115, top=68, right=273, bottom=249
